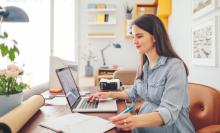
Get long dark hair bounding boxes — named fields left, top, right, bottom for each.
left=132, top=14, right=189, bottom=79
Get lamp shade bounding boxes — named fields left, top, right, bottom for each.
left=1, top=6, right=29, bottom=22
left=113, top=43, right=121, bottom=48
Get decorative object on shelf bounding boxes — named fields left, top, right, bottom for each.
left=124, top=2, right=134, bottom=19
left=88, top=4, right=96, bottom=9
left=191, top=16, right=217, bottom=66
left=97, top=4, right=105, bottom=9
left=100, top=42, right=121, bottom=69
left=0, top=64, right=30, bottom=117
left=80, top=49, right=98, bottom=76
left=125, top=19, right=134, bottom=38
left=106, top=4, right=115, bottom=9
left=137, top=6, right=157, bottom=16
left=191, top=0, right=217, bottom=20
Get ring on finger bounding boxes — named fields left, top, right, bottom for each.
left=123, top=119, right=127, bottom=126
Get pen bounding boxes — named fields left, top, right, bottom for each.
left=107, top=105, right=134, bottom=124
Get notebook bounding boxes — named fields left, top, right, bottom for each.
left=55, top=67, right=117, bottom=112
left=39, top=113, right=115, bottom=133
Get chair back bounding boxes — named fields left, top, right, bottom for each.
left=187, top=83, right=220, bottom=131
left=113, top=69, right=137, bottom=85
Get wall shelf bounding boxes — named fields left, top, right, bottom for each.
left=87, top=9, right=117, bottom=12
left=87, top=22, right=116, bottom=25
left=87, top=36, right=116, bottom=38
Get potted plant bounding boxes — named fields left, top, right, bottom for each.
left=124, top=2, right=134, bottom=19
left=0, top=32, right=30, bottom=117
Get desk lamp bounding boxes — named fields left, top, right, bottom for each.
left=0, top=6, right=29, bottom=22
left=100, top=42, right=121, bottom=69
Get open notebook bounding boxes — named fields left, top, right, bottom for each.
left=39, top=113, right=115, bottom=133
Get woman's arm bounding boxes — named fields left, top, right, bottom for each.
left=109, top=91, right=129, bottom=100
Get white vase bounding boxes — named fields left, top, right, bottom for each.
left=0, top=92, right=23, bottom=118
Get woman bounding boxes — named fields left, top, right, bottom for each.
left=87, top=14, right=195, bottom=133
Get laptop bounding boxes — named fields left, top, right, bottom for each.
left=55, top=67, right=117, bottom=112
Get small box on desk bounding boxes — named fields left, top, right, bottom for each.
left=97, top=4, right=105, bottom=9
left=88, top=4, right=96, bottom=9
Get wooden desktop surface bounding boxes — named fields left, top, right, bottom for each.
left=18, top=86, right=131, bottom=133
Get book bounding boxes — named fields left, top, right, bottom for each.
left=97, top=14, right=105, bottom=22
left=40, top=113, right=115, bottom=133
left=88, top=33, right=114, bottom=36
left=105, top=14, right=109, bottom=22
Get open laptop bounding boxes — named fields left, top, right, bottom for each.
left=55, top=67, right=117, bottom=112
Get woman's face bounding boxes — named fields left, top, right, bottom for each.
left=132, top=25, right=156, bottom=55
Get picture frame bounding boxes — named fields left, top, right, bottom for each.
left=191, top=16, right=218, bottom=66
left=191, top=0, right=217, bottom=20
left=125, top=19, right=134, bottom=38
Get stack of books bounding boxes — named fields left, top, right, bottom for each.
left=97, top=14, right=109, bottom=22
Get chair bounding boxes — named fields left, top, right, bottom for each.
left=134, top=83, right=220, bottom=133
left=187, top=83, right=220, bottom=133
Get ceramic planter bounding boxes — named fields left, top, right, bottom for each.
left=125, top=13, right=132, bottom=19
left=0, top=92, right=23, bottom=118
left=84, top=61, right=93, bottom=76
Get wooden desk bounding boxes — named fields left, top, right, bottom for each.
left=18, top=86, right=131, bottom=133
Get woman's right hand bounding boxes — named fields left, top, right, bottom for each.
left=86, top=92, right=111, bottom=102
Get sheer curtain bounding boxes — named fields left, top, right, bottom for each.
left=0, top=0, right=50, bottom=87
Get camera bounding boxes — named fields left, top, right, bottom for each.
left=99, top=78, right=121, bottom=90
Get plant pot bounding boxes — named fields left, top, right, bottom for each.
left=84, top=61, right=93, bottom=76
left=0, top=92, right=23, bottom=118
left=125, top=13, right=132, bottom=19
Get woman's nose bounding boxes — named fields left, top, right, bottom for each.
left=133, top=37, right=138, bottom=44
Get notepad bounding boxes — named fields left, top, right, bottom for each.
left=39, top=113, right=115, bottom=133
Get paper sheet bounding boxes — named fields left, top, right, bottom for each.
left=45, top=97, right=67, bottom=105
left=40, top=113, right=115, bottom=133
left=0, top=95, right=45, bottom=133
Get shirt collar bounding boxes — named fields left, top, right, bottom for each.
left=143, top=56, right=168, bottom=71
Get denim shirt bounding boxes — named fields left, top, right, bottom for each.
left=124, top=56, right=195, bottom=133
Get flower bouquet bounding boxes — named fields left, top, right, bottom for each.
left=0, top=64, right=29, bottom=96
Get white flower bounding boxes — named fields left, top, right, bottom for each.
left=7, top=64, right=19, bottom=70
left=6, top=69, right=19, bottom=78
left=18, top=69, right=24, bottom=75
left=0, top=70, right=6, bottom=76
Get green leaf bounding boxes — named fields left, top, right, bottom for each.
left=13, top=46, right=19, bottom=55
left=0, top=44, right=4, bottom=49
left=1, top=46, right=9, bottom=57
left=4, top=32, right=8, bottom=38
left=9, top=48, right=15, bottom=61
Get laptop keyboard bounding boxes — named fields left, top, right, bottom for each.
left=79, top=98, right=99, bottom=109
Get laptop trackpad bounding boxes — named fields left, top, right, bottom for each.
left=98, top=99, right=116, bottom=109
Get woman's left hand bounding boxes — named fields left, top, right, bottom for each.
left=109, top=113, right=136, bottom=131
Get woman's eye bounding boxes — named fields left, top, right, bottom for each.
left=137, top=36, right=142, bottom=38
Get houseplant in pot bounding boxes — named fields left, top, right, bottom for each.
left=124, top=2, right=134, bottom=19
left=0, top=32, right=29, bottom=117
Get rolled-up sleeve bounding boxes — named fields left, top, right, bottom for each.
left=154, top=62, right=187, bottom=127
left=124, top=64, right=141, bottom=102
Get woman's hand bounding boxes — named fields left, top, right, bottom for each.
left=109, top=113, right=136, bottom=131
left=86, top=92, right=111, bottom=102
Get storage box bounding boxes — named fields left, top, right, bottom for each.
left=137, top=7, right=157, bottom=17
left=88, top=4, right=96, bottom=9
left=97, top=4, right=105, bottom=9
left=106, top=4, right=115, bottom=9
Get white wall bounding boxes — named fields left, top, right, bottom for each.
left=168, top=0, right=220, bottom=89
left=78, top=0, right=154, bottom=79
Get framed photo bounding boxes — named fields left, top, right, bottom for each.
left=191, top=16, right=217, bottom=66
left=191, top=0, right=217, bottom=20
left=125, top=19, right=134, bottom=38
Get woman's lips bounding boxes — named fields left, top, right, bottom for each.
left=136, top=46, right=141, bottom=49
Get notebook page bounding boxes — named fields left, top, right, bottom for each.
left=39, top=113, right=94, bottom=132
left=61, top=116, right=115, bottom=133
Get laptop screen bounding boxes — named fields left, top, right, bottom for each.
left=57, top=68, right=79, bottom=107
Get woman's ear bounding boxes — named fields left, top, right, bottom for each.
left=153, top=36, right=156, bottom=42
